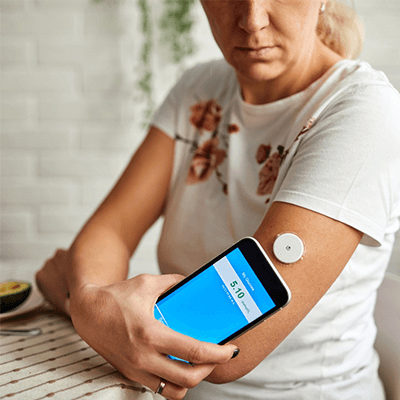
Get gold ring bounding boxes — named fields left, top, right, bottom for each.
left=155, top=378, right=166, bottom=395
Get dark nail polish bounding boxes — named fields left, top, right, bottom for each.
left=231, top=348, right=240, bottom=359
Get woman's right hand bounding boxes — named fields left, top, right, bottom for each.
left=69, top=274, right=238, bottom=400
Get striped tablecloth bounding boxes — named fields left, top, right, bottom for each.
left=0, top=306, right=156, bottom=400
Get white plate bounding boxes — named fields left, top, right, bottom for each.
left=0, top=282, right=45, bottom=320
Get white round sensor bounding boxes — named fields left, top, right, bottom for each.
left=273, top=233, right=304, bottom=264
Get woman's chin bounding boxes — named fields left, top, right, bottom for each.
left=234, top=62, right=283, bottom=84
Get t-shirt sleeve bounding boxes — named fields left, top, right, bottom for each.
left=151, top=68, right=194, bottom=140
left=274, top=83, right=400, bottom=246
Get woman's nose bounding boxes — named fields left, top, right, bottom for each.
left=238, top=0, right=270, bottom=33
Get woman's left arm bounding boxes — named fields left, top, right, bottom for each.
left=206, top=201, right=362, bottom=383
left=207, top=80, right=400, bottom=383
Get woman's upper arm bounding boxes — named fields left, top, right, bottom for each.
left=206, top=201, right=362, bottom=384
left=85, top=125, right=175, bottom=255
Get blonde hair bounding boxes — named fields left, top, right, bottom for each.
left=316, top=0, right=364, bottom=59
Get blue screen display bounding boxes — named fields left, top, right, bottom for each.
left=154, top=248, right=275, bottom=344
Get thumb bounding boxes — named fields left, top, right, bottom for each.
left=152, top=273, right=185, bottom=298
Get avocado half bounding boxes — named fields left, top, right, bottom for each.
left=0, top=281, right=32, bottom=314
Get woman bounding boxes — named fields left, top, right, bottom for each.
left=36, top=1, right=400, bottom=399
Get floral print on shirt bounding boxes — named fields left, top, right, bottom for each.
left=176, top=97, right=316, bottom=201
left=186, top=137, right=226, bottom=184
left=257, top=145, right=285, bottom=196
left=175, top=99, right=238, bottom=194
left=190, top=100, right=222, bottom=133
left=256, top=117, right=316, bottom=202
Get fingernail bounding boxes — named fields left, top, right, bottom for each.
left=231, top=348, right=240, bottom=359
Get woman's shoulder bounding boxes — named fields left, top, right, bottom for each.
left=309, top=59, right=400, bottom=127
left=324, top=59, right=399, bottom=99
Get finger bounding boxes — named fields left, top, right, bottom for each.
left=147, top=353, right=217, bottom=389
left=53, top=248, right=68, bottom=258
left=157, top=273, right=186, bottom=297
left=121, top=368, right=188, bottom=400
left=150, top=376, right=187, bottom=400
left=155, top=273, right=185, bottom=294
left=133, top=351, right=214, bottom=393
left=138, top=273, right=184, bottom=299
left=171, top=274, right=186, bottom=283
left=153, top=323, right=238, bottom=364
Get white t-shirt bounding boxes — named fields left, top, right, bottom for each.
left=151, top=59, right=400, bottom=400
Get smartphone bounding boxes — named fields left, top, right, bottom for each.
left=154, top=237, right=291, bottom=351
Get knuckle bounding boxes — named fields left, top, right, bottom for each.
left=35, top=268, right=49, bottom=287
left=129, top=352, right=145, bottom=369
left=35, top=271, right=45, bottom=290
left=181, top=374, right=199, bottom=389
left=187, top=344, right=207, bottom=364
left=124, top=345, right=146, bottom=369
left=135, top=273, right=152, bottom=286
left=35, top=269, right=43, bottom=282
left=170, top=387, right=188, bottom=400
left=192, top=369, right=205, bottom=385
left=135, top=324, right=156, bottom=346
left=42, top=257, right=53, bottom=269
left=54, top=249, right=64, bottom=260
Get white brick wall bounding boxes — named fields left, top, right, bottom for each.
left=1, top=0, right=399, bottom=283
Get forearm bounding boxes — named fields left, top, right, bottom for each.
left=66, top=128, right=174, bottom=296
left=67, top=220, right=132, bottom=296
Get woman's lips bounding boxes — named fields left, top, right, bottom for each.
left=236, top=46, right=276, bottom=58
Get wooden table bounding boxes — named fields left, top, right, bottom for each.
left=0, top=306, right=157, bottom=400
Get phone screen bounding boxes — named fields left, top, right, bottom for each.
left=154, top=245, right=277, bottom=345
